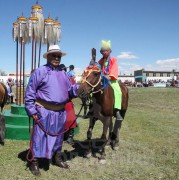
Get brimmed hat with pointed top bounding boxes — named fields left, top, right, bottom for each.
left=101, top=40, right=111, bottom=50
left=43, top=44, right=66, bottom=59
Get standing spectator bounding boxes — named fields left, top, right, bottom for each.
left=25, top=45, right=79, bottom=176
left=176, top=75, right=179, bottom=87
left=67, top=65, right=76, bottom=81
left=60, top=64, right=77, bottom=145
left=6, top=78, right=16, bottom=103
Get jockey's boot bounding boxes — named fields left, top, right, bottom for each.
left=55, top=152, right=70, bottom=169
left=66, top=129, right=74, bottom=145
left=116, top=110, right=123, bottom=121
left=29, top=158, right=41, bottom=176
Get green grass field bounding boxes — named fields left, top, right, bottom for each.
left=0, top=87, right=179, bottom=180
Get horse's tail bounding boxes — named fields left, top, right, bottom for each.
left=0, top=82, right=8, bottom=112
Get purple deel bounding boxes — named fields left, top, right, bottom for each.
left=25, top=64, right=79, bottom=159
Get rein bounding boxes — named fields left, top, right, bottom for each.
left=26, top=103, right=84, bottom=162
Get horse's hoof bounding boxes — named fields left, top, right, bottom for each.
left=112, top=142, right=119, bottom=151
left=106, top=140, right=111, bottom=146
left=111, top=140, right=119, bottom=151
left=105, top=145, right=110, bottom=149
left=98, top=157, right=106, bottom=164
left=113, top=146, right=119, bottom=151
left=84, top=152, right=92, bottom=158
left=105, top=142, right=111, bottom=149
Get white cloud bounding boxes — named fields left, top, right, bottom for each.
left=117, top=51, right=138, bottom=60
left=120, top=57, right=179, bottom=75
left=75, top=57, right=179, bottom=76
left=120, top=62, right=139, bottom=66
left=156, top=58, right=179, bottom=70
left=119, top=63, right=143, bottom=75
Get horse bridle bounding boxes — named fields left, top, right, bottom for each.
left=81, top=69, right=103, bottom=94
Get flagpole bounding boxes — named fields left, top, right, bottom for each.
left=31, top=29, right=34, bottom=71
left=16, top=37, right=19, bottom=105
left=34, top=41, right=37, bottom=69
left=38, top=38, right=42, bottom=67
left=22, top=41, right=25, bottom=104
left=19, top=37, right=23, bottom=106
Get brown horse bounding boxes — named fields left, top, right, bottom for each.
left=78, top=63, right=128, bottom=163
left=0, top=82, right=8, bottom=112
left=0, top=82, right=8, bottom=144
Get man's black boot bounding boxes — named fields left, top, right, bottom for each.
left=55, top=152, right=70, bottom=169
left=29, top=158, right=41, bottom=176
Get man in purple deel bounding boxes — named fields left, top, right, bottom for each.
left=25, top=44, right=79, bottom=176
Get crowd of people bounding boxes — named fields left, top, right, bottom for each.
left=124, top=78, right=179, bottom=88
left=0, top=79, right=23, bottom=86
left=0, top=78, right=16, bottom=104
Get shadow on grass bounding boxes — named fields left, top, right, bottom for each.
left=76, top=114, right=89, bottom=119
left=17, top=138, right=106, bottom=171
left=18, top=149, right=50, bottom=171
left=62, top=138, right=106, bottom=161
left=0, top=142, right=4, bottom=146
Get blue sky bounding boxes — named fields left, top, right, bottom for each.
left=0, top=0, right=179, bottom=75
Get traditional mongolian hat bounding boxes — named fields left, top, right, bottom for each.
left=43, top=44, right=66, bottom=59
left=101, top=40, right=111, bottom=50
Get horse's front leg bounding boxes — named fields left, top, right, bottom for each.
left=98, top=116, right=111, bottom=164
left=85, top=117, right=96, bottom=158
left=111, top=111, right=124, bottom=151
left=0, top=115, right=5, bottom=144
left=106, top=117, right=113, bottom=147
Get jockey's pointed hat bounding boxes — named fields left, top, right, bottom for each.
left=43, top=44, right=66, bottom=59
left=101, top=40, right=111, bottom=50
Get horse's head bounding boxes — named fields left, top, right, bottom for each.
left=78, top=63, right=102, bottom=99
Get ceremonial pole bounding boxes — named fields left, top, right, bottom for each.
left=22, top=41, right=25, bottom=104
left=5, top=1, right=62, bottom=140
left=44, top=16, right=54, bottom=50
left=38, top=39, right=42, bottom=67
left=12, top=21, right=19, bottom=105
left=17, top=15, right=29, bottom=105
left=19, top=36, right=23, bottom=106
left=30, top=2, right=44, bottom=70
